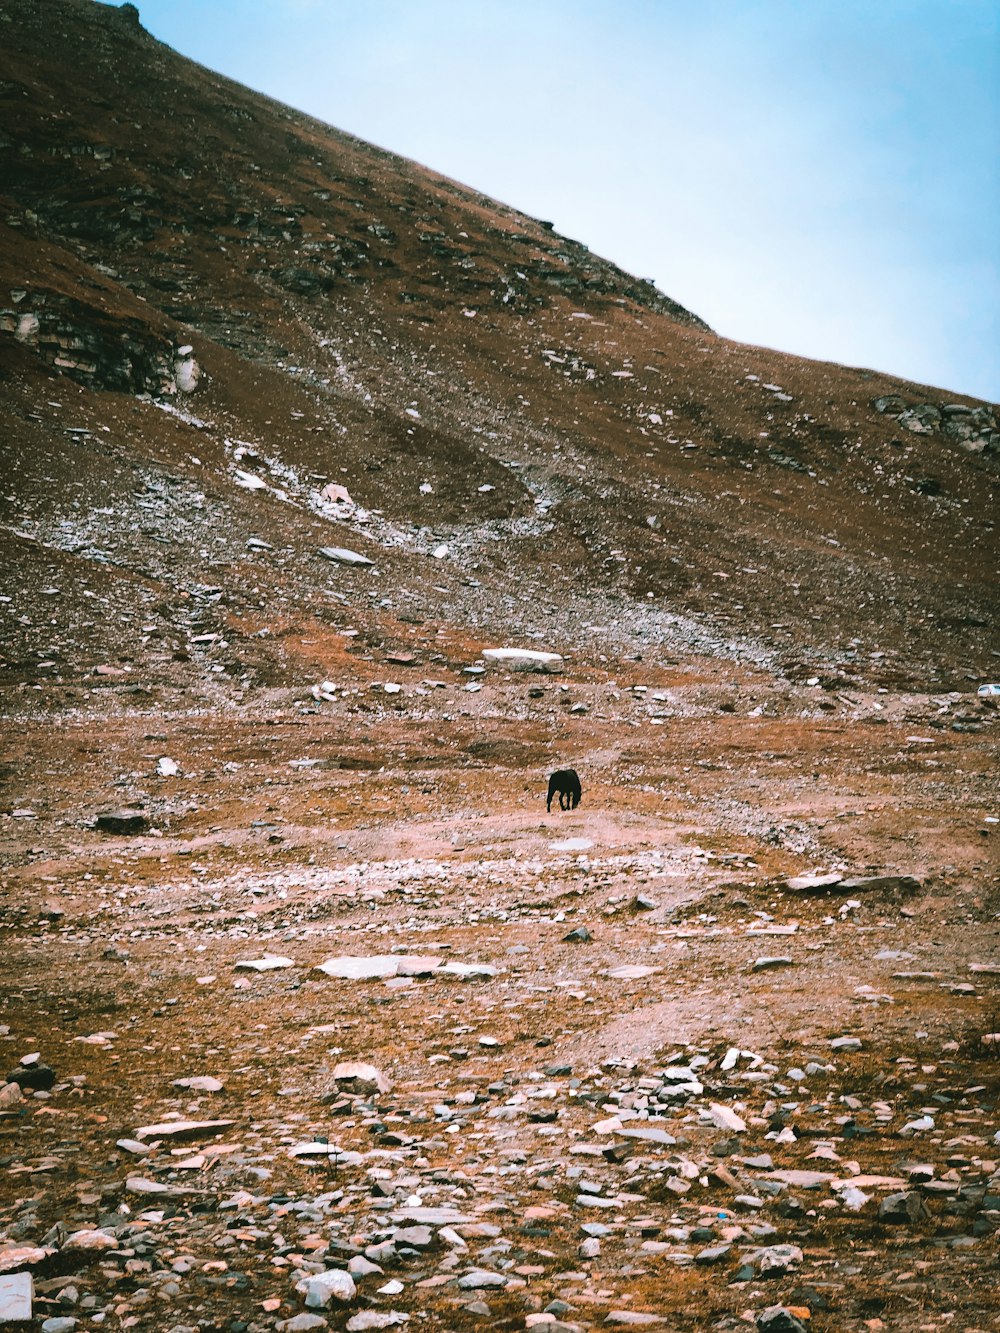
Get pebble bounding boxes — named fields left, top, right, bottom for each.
left=752, top=955, right=793, bottom=971
left=749, top=1243, right=803, bottom=1276
left=707, top=1102, right=747, bottom=1132
left=456, top=1270, right=508, bottom=1289
left=829, top=1035, right=862, bottom=1051
left=345, top=1316, right=410, bottom=1331
left=298, top=1268, right=357, bottom=1308
left=172, top=1075, right=224, bottom=1092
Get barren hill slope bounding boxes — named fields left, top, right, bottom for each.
left=1, top=0, right=997, bottom=704
left=2, top=7, right=1000, bottom=1332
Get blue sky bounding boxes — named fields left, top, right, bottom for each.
left=134, top=0, right=1000, bottom=400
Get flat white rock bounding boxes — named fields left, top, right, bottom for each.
left=234, top=469, right=267, bottom=490
left=134, top=1119, right=235, bottom=1141
left=394, top=956, right=444, bottom=977
left=0, top=1273, right=33, bottom=1321
left=617, top=1125, right=677, bottom=1145
left=390, top=1206, right=473, bottom=1224
left=233, top=955, right=294, bottom=972
left=481, top=647, right=563, bottom=671
left=457, top=1269, right=508, bottom=1289
left=318, top=545, right=374, bottom=567
left=440, top=961, right=497, bottom=978
left=706, top=1103, right=747, bottom=1132
left=316, top=955, right=402, bottom=979
left=785, top=872, right=843, bottom=891
left=604, top=965, right=660, bottom=980
left=125, top=1177, right=187, bottom=1195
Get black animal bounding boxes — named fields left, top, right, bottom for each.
left=547, top=768, right=581, bottom=812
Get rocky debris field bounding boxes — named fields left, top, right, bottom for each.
left=1, top=676, right=998, bottom=1333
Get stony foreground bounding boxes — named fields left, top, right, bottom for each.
left=1, top=678, right=998, bottom=1332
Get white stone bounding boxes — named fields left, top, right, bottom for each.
left=41, top=1318, right=77, bottom=1333
left=750, top=1243, right=803, bottom=1275
left=390, top=1207, right=473, bottom=1225
left=233, top=955, right=294, bottom=972
left=706, top=1103, right=746, bottom=1132
left=901, top=1115, right=935, bottom=1135
left=172, top=1076, right=224, bottom=1092
left=233, top=469, right=267, bottom=490
left=63, top=1229, right=118, bottom=1251
left=785, top=872, right=843, bottom=891
left=296, top=1268, right=356, bottom=1308
left=346, top=1314, right=409, bottom=1331
left=115, top=1138, right=150, bottom=1155
left=134, top=1119, right=235, bottom=1141
left=440, top=961, right=497, bottom=979
left=838, top=1185, right=870, bottom=1210
left=124, top=1177, right=178, bottom=1194
left=0, top=1272, right=33, bottom=1321
left=315, top=955, right=402, bottom=979
left=456, top=1270, right=507, bottom=1289
left=617, top=1125, right=676, bottom=1145
left=318, top=546, right=374, bottom=567
left=395, top=956, right=444, bottom=977
left=480, top=647, right=563, bottom=672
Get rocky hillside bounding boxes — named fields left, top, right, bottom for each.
left=0, top=0, right=997, bottom=705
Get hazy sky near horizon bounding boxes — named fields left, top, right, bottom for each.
left=134, top=0, right=1000, bottom=400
